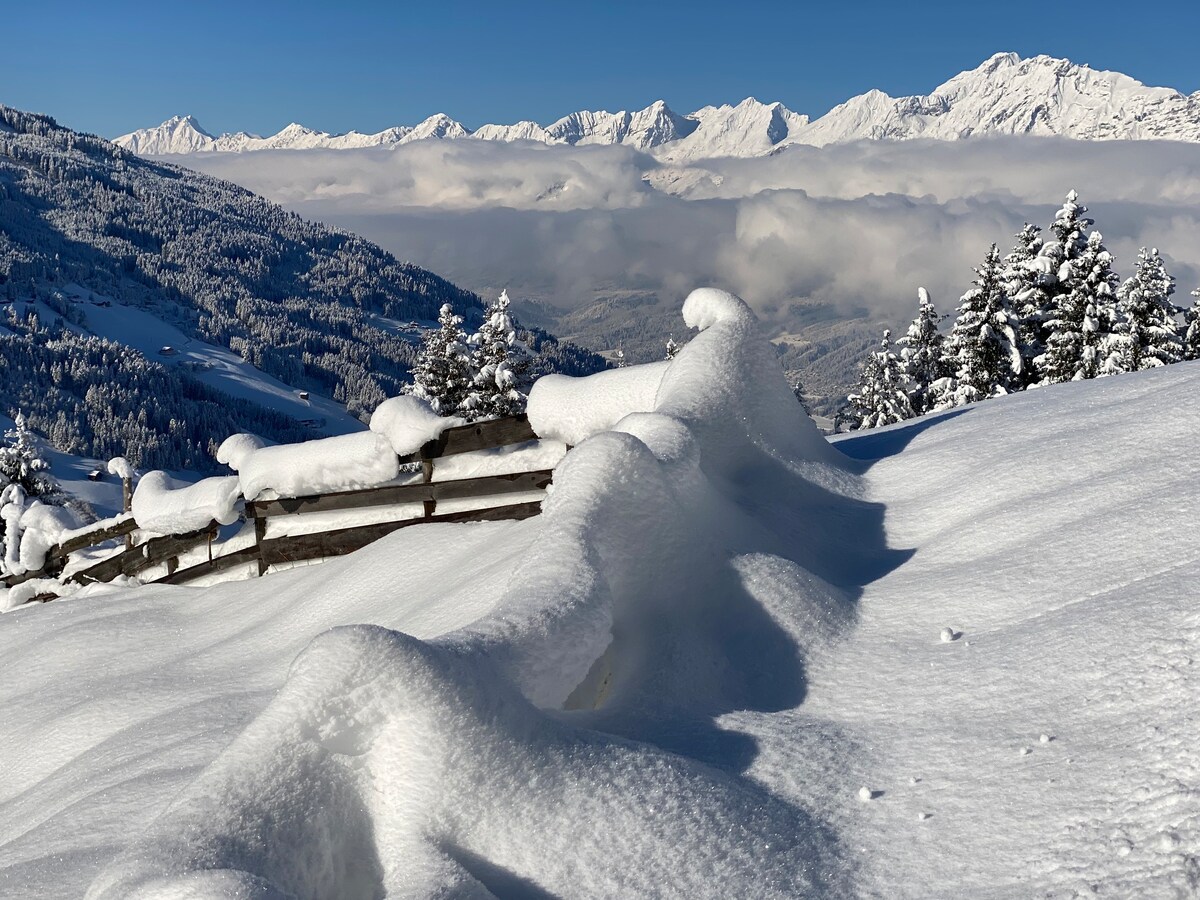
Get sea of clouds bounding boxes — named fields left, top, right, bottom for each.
left=186, top=137, right=1200, bottom=331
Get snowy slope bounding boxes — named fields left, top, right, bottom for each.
left=48, top=286, right=363, bottom=435
left=0, top=413, right=140, bottom=519
left=0, top=291, right=1196, bottom=897
left=116, top=53, right=1200, bottom=160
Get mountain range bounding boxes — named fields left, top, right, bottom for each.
left=116, top=53, right=1200, bottom=160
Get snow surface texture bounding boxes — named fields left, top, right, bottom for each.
left=369, top=395, right=465, bottom=456
left=228, top=431, right=399, bottom=501
left=0, top=291, right=1197, bottom=897
left=130, top=472, right=241, bottom=535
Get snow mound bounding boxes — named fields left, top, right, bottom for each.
left=234, top=432, right=399, bottom=500
left=89, top=625, right=836, bottom=900
left=106, top=457, right=135, bottom=481
left=78, top=287, right=857, bottom=897
left=527, top=361, right=669, bottom=446
left=131, top=472, right=241, bottom=535
left=15, top=290, right=1196, bottom=898
left=15, top=503, right=80, bottom=575
left=215, top=433, right=266, bottom=471
left=368, top=395, right=465, bottom=456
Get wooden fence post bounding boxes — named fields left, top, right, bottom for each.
left=122, top=476, right=134, bottom=550
left=421, top=457, right=436, bottom=518
left=248, top=502, right=268, bottom=577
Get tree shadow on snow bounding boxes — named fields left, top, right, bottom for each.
left=447, top=846, right=561, bottom=900
left=831, top=408, right=971, bottom=471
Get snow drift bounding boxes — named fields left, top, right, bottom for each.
left=1, top=289, right=1197, bottom=898
left=81, top=288, right=859, bottom=898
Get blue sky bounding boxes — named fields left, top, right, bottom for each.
left=4, top=0, right=1198, bottom=138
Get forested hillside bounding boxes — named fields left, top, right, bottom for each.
left=0, top=106, right=605, bottom=471
left=0, top=105, right=485, bottom=418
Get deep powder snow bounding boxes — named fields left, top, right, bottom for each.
left=0, top=289, right=1195, bottom=898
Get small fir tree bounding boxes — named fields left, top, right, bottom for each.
left=1001, top=223, right=1052, bottom=388
left=1108, top=247, right=1182, bottom=372
left=840, top=330, right=914, bottom=431
left=897, top=287, right=949, bottom=415
left=462, top=290, right=532, bottom=420
left=790, top=373, right=810, bottom=413
left=1184, top=288, right=1200, bottom=362
left=1040, top=229, right=1120, bottom=383
left=941, top=245, right=1022, bottom=406
left=407, top=304, right=473, bottom=415
left=0, top=412, right=54, bottom=498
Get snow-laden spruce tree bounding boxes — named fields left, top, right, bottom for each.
left=1039, top=229, right=1121, bottom=383
left=790, top=373, right=810, bottom=413
left=1108, top=247, right=1182, bottom=372
left=1002, top=223, right=1052, bottom=388
left=406, top=303, right=474, bottom=416
left=897, top=287, right=949, bottom=415
left=0, top=412, right=55, bottom=498
left=461, top=290, right=532, bottom=421
left=839, top=330, right=914, bottom=431
left=1185, top=288, right=1200, bottom=361
left=940, top=245, right=1022, bottom=406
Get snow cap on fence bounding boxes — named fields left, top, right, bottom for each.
left=216, top=433, right=267, bottom=472
left=107, top=457, right=136, bottom=481
left=369, top=395, right=465, bottom=456
left=132, top=472, right=242, bottom=535
left=236, top=432, right=399, bottom=501
left=527, top=361, right=671, bottom=447
left=17, top=503, right=80, bottom=574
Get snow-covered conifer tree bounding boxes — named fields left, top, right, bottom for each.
left=897, top=287, right=949, bottom=415
left=940, top=245, right=1022, bottom=406
left=1185, top=288, right=1200, bottom=362
left=665, top=337, right=680, bottom=360
left=1001, top=224, right=1052, bottom=388
left=462, top=290, right=532, bottom=420
left=1040, top=229, right=1121, bottom=383
left=790, top=373, right=809, bottom=413
left=406, top=304, right=473, bottom=415
left=1108, top=247, right=1182, bottom=372
left=840, top=330, right=914, bottom=431
left=0, top=413, right=55, bottom=498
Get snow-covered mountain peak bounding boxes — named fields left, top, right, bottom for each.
left=115, top=114, right=218, bottom=154
left=791, top=52, right=1200, bottom=145
left=659, top=97, right=808, bottom=161
left=166, top=114, right=211, bottom=134
left=114, top=53, right=1200, bottom=158
left=406, top=114, right=469, bottom=142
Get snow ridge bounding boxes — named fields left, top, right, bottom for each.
left=115, top=53, right=1200, bottom=160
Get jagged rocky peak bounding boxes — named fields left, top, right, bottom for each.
left=114, top=53, right=1200, bottom=157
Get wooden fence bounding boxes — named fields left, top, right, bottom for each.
left=3, top=415, right=553, bottom=604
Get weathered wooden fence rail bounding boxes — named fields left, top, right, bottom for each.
left=3, top=415, right=555, bottom=603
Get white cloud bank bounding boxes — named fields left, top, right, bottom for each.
left=185, top=138, right=1200, bottom=328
